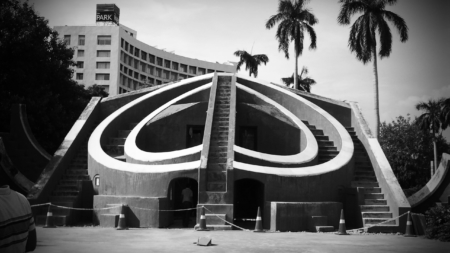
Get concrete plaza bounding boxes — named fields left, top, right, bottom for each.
left=33, top=227, right=449, bottom=253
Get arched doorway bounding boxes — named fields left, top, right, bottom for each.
left=167, top=177, right=198, bottom=228
left=234, top=178, right=264, bottom=228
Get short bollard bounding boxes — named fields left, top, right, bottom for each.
left=196, top=206, right=209, bottom=231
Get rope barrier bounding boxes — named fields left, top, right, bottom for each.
left=347, top=211, right=410, bottom=233
left=203, top=206, right=250, bottom=231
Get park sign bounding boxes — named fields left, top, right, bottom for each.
left=96, top=4, right=120, bottom=25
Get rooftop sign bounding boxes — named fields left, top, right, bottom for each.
left=96, top=4, right=120, bottom=25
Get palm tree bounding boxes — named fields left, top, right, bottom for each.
left=415, top=99, right=444, bottom=173
left=337, top=0, right=408, bottom=138
left=265, top=0, right=318, bottom=90
left=281, top=66, right=316, bottom=92
left=441, top=98, right=450, bottom=130
left=233, top=50, right=269, bottom=77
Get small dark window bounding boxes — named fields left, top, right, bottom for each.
left=97, top=35, right=111, bottom=45
left=78, top=35, right=85, bottom=46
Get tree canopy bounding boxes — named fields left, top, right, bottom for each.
left=0, top=0, right=98, bottom=154
left=379, top=115, right=450, bottom=191
left=281, top=66, right=316, bottom=92
left=233, top=50, right=269, bottom=78
left=266, top=0, right=318, bottom=90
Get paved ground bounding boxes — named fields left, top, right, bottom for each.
left=34, top=227, right=449, bottom=253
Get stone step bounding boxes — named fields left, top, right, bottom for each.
left=66, top=169, right=88, bottom=175
left=69, top=164, right=87, bottom=170
left=208, top=157, right=227, bottom=164
left=109, top=137, right=126, bottom=145
left=360, top=205, right=390, bottom=212
left=216, top=100, right=230, bottom=105
left=204, top=225, right=232, bottom=231
left=212, top=126, right=229, bottom=132
left=310, top=129, right=324, bottom=135
left=315, top=135, right=329, bottom=141
left=210, top=146, right=227, bottom=153
left=317, top=140, right=334, bottom=147
left=365, top=199, right=387, bottom=205
left=209, top=152, right=227, bottom=158
left=59, top=180, right=79, bottom=186
left=363, top=218, right=396, bottom=226
left=355, top=161, right=371, bottom=166
left=211, top=132, right=228, bottom=138
left=104, top=145, right=124, bottom=155
left=55, top=185, right=79, bottom=192
left=215, top=121, right=229, bottom=126
left=213, top=116, right=229, bottom=122
left=206, top=182, right=226, bottom=192
left=63, top=175, right=90, bottom=181
left=355, top=166, right=373, bottom=172
left=362, top=212, right=392, bottom=218
left=321, top=150, right=339, bottom=155
left=351, top=181, right=379, bottom=188
left=205, top=214, right=227, bottom=225
left=346, top=127, right=355, bottom=131
left=213, top=112, right=229, bottom=117
left=52, top=190, right=80, bottom=197
left=207, top=171, right=226, bottom=182
left=50, top=195, right=78, bottom=203
left=117, top=130, right=131, bottom=138
left=210, top=141, right=228, bottom=147
left=357, top=187, right=381, bottom=194
left=315, top=226, right=335, bottom=232
left=208, top=163, right=227, bottom=170
left=364, top=193, right=384, bottom=199
left=354, top=176, right=377, bottom=182
left=354, top=171, right=375, bottom=177
left=319, top=146, right=337, bottom=151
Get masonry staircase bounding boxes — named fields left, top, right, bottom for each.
left=35, top=126, right=96, bottom=226
left=103, top=122, right=138, bottom=161
left=347, top=127, right=396, bottom=231
left=303, top=121, right=338, bottom=164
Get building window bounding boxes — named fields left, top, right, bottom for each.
left=141, top=51, right=147, bottom=61
left=148, top=65, right=154, bottom=75
left=134, top=48, right=140, bottom=57
left=134, top=59, right=139, bottom=69
left=180, top=64, right=187, bottom=73
left=128, top=69, right=133, bottom=76
left=140, top=62, right=146, bottom=72
left=164, top=70, right=170, bottom=80
left=121, top=38, right=124, bottom=48
left=78, top=35, right=85, bottom=46
left=76, top=73, right=83, bottom=80
left=164, top=60, right=171, bottom=69
left=156, top=58, right=162, bottom=66
left=97, top=35, right=111, bottom=45
left=129, top=45, right=134, bottom=55
left=170, top=72, right=177, bottom=81
left=125, top=41, right=129, bottom=51
left=120, top=64, right=123, bottom=71
left=77, top=61, right=84, bottom=68
left=155, top=68, right=161, bottom=77
left=207, top=69, right=214, bottom=73
left=96, top=62, right=110, bottom=69
left=97, top=50, right=111, bottom=57
left=95, top=74, right=110, bottom=80
left=134, top=72, right=139, bottom=79
left=64, top=35, right=71, bottom=45
left=77, top=50, right=84, bottom=57
left=93, top=175, right=100, bottom=186
left=156, top=80, right=162, bottom=85
left=172, top=62, right=179, bottom=71
left=198, top=68, right=205, bottom=75
left=149, top=54, right=155, bottom=64
left=189, top=66, right=196, bottom=75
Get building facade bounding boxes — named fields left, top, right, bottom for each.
left=54, top=24, right=236, bottom=96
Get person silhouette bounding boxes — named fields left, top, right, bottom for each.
left=181, top=184, right=193, bottom=227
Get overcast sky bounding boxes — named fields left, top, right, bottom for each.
left=28, top=0, right=450, bottom=139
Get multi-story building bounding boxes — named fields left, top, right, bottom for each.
left=54, top=24, right=236, bottom=96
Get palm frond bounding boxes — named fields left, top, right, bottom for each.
left=382, top=10, right=408, bottom=42
left=377, top=15, right=392, bottom=58
left=304, top=23, right=317, bottom=50
left=337, top=1, right=368, bottom=25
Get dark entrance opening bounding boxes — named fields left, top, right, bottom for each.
left=167, top=177, right=198, bottom=228
left=186, top=125, right=204, bottom=148
left=234, top=179, right=264, bottom=228
left=239, top=126, right=257, bottom=151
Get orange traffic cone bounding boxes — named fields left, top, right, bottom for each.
left=336, top=209, right=348, bottom=235
left=44, top=204, right=56, bottom=228
left=116, top=204, right=128, bottom=230
left=404, top=211, right=416, bottom=237
left=197, top=206, right=209, bottom=231
left=253, top=206, right=265, bottom=232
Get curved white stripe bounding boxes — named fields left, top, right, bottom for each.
left=125, top=83, right=211, bottom=163
left=88, top=74, right=213, bottom=173
left=234, top=83, right=318, bottom=164
left=233, top=74, right=354, bottom=177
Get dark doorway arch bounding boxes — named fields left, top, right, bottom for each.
left=234, top=179, right=264, bottom=222
left=167, top=177, right=198, bottom=228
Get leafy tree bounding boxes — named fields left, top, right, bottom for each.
left=233, top=50, right=269, bottom=77
left=379, top=115, right=450, bottom=190
left=415, top=99, right=445, bottom=172
left=0, top=0, right=91, bottom=154
left=266, top=0, right=318, bottom=90
left=337, top=0, right=409, bottom=138
left=281, top=66, right=316, bottom=92
left=87, top=84, right=109, bottom=98
left=441, top=98, right=450, bottom=129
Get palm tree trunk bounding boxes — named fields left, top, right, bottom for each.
left=433, top=139, right=437, bottom=173
left=372, top=46, right=380, bottom=138
left=294, top=48, right=298, bottom=90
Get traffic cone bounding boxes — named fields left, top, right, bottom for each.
left=404, top=211, right=416, bottom=237
left=43, top=204, right=56, bottom=228
left=336, top=209, right=348, bottom=235
left=116, top=204, right=128, bottom=230
left=253, top=206, right=265, bottom=232
left=196, top=206, right=209, bottom=231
